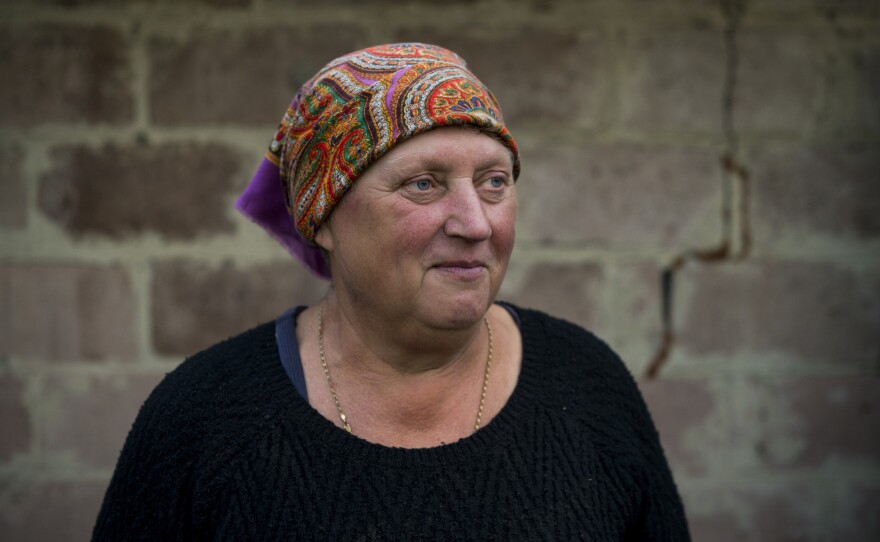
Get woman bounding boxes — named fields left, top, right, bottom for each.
left=94, top=43, right=690, bottom=540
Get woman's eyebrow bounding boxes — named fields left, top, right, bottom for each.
left=382, top=152, right=513, bottom=175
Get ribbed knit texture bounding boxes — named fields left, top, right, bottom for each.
left=93, top=306, right=690, bottom=541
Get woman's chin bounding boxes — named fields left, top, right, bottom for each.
left=416, top=291, right=493, bottom=330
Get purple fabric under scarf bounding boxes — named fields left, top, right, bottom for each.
left=235, top=158, right=331, bottom=280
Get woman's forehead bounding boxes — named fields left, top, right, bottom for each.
left=376, top=128, right=515, bottom=173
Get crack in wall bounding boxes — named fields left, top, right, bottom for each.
left=644, top=0, right=752, bottom=379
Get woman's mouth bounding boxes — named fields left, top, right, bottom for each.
left=432, top=261, right=487, bottom=279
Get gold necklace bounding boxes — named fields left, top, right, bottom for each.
left=317, top=305, right=494, bottom=435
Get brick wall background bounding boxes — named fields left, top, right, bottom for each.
left=1, top=0, right=878, bottom=540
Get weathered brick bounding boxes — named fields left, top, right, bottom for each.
left=392, top=27, right=609, bottom=130
left=32, top=0, right=252, bottom=5
left=149, top=26, right=368, bottom=125
left=736, top=31, right=825, bottom=135
left=605, top=262, right=664, bottom=374
left=686, top=513, right=743, bottom=542
left=196, top=0, right=251, bottom=5
left=619, top=28, right=725, bottom=135
left=750, top=0, right=880, bottom=17
left=278, top=0, right=479, bottom=4
left=677, top=262, right=880, bottom=365
left=752, top=147, right=880, bottom=246
left=501, top=261, right=603, bottom=332
left=0, top=24, right=133, bottom=125
left=688, top=480, right=880, bottom=541
left=638, top=378, right=721, bottom=476
left=41, top=372, right=163, bottom=469
left=821, top=36, right=880, bottom=137
left=0, top=264, right=137, bottom=362
left=151, top=259, right=327, bottom=356
left=0, top=373, right=31, bottom=462
left=836, top=481, right=880, bottom=540
left=516, top=142, right=723, bottom=249
left=502, top=261, right=666, bottom=373
left=39, top=142, right=241, bottom=240
left=0, top=144, right=26, bottom=228
left=0, top=480, right=107, bottom=542
left=737, top=376, right=880, bottom=469
left=685, top=483, right=834, bottom=542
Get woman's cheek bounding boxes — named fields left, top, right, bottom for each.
left=492, top=198, right=517, bottom=248
left=388, top=206, right=443, bottom=253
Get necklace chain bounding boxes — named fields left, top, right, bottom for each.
left=475, top=316, right=493, bottom=431
left=317, top=305, right=494, bottom=435
left=318, top=305, right=351, bottom=433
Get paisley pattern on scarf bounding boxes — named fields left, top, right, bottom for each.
left=266, top=43, right=519, bottom=243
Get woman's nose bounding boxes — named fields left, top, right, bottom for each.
left=443, top=183, right=493, bottom=241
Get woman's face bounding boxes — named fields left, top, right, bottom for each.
left=315, top=127, right=517, bottom=331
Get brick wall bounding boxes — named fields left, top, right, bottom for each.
left=1, top=0, right=878, bottom=540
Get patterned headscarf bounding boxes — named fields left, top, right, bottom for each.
left=236, top=42, right=520, bottom=279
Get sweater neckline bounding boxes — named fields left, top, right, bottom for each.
left=274, top=304, right=541, bottom=467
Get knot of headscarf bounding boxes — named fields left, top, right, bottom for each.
left=236, top=42, right=520, bottom=279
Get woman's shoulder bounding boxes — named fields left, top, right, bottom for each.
left=153, top=321, right=280, bottom=405
left=132, top=321, right=291, bottom=448
left=512, top=304, right=627, bottom=375
left=509, top=304, right=646, bottom=423
left=95, top=321, right=292, bottom=538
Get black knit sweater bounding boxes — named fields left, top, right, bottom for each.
left=93, top=307, right=689, bottom=541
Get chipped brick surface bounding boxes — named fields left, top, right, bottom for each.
left=750, top=0, right=880, bottom=18
left=677, top=262, right=880, bottom=365
left=149, top=26, right=368, bottom=125
left=39, top=142, right=241, bottom=240
left=604, top=262, right=664, bottom=373
left=685, top=478, right=880, bottom=541
left=686, top=514, right=743, bottom=542
left=0, top=373, right=31, bottom=462
left=639, top=378, right=720, bottom=476
left=151, top=259, right=326, bottom=356
left=0, top=264, right=137, bottom=362
left=619, top=28, right=725, bottom=135
left=0, top=481, right=107, bottom=542
left=0, top=24, right=133, bottom=125
left=736, top=31, right=825, bottom=135
left=752, top=147, right=880, bottom=245
left=503, top=261, right=665, bottom=373
left=271, top=0, right=478, bottom=4
left=516, top=143, right=722, bottom=248
left=822, top=37, right=880, bottom=136
left=737, top=376, right=880, bottom=469
left=41, top=372, right=164, bottom=469
left=835, top=481, right=880, bottom=540
left=502, top=261, right=603, bottom=332
left=30, top=0, right=252, bottom=4
left=685, top=483, right=833, bottom=542
left=0, top=144, right=26, bottom=228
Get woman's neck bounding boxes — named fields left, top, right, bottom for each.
left=310, top=293, right=494, bottom=446
left=297, top=294, right=521, bottom=448
left=323, top=292, right=487, bottom=377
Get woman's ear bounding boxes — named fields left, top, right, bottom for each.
left=314, top=221, right=334, bottom=252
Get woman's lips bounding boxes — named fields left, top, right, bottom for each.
left=432, top=261, right=487, bottom=279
